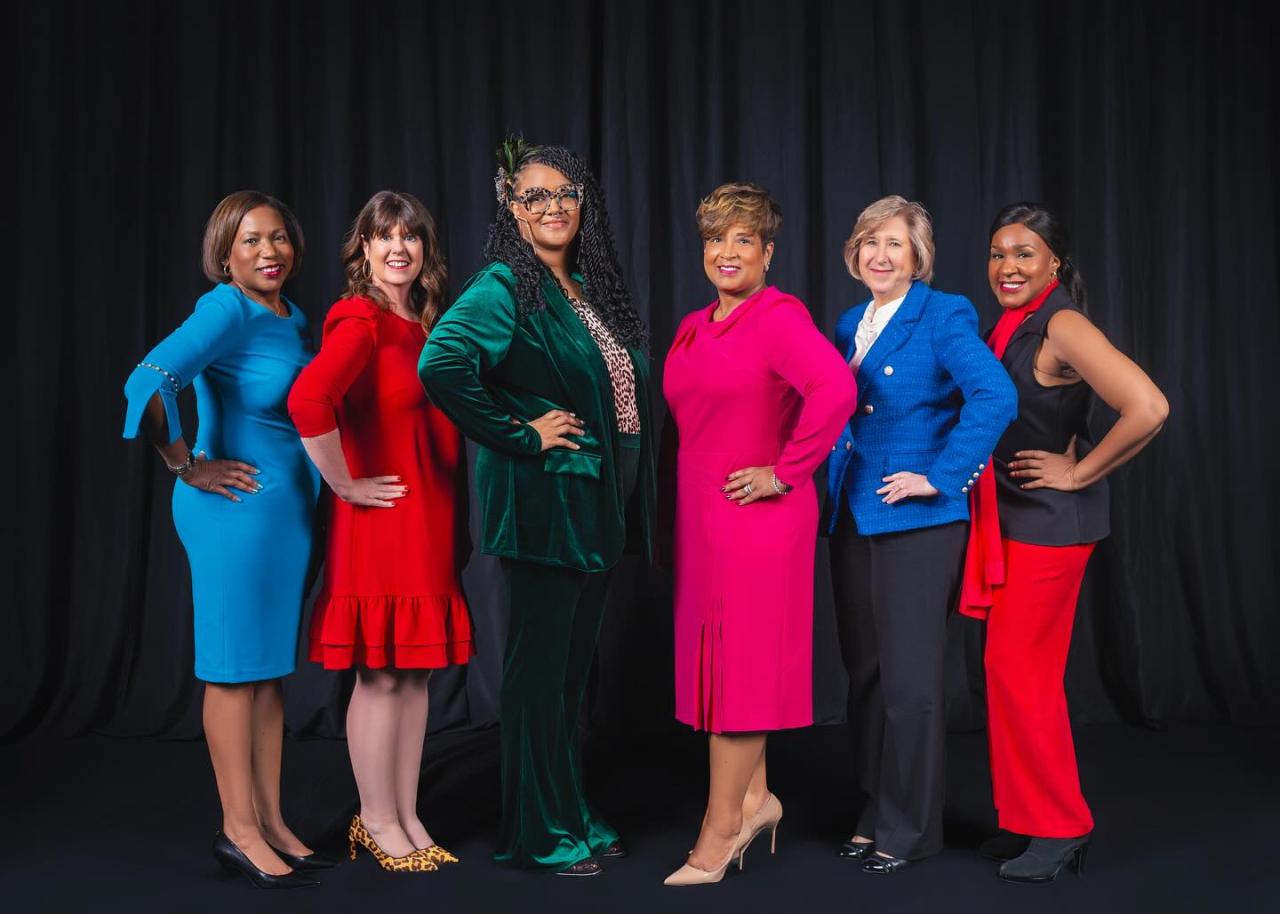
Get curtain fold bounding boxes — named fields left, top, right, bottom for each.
left=7, top=0, right=1277, bottom=739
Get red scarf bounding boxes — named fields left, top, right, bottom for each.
left=957, top=278, right=1059, bottom=620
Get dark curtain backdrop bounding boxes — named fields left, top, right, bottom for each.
left=8, top=0, right=1278, bottom=741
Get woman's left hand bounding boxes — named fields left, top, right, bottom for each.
left=877, top=471, right=938, bottom=505
left=1008, top=438, right=1081, bottom=491
left=723, top=465, right=784, bottom=506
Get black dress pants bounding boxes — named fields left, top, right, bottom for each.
left=829, top=514, right=967, bottom=860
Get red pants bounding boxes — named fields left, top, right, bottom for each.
left=984, top=537, right=1095, bottom=838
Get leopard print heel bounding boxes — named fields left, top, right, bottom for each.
left=347, top=815, right=439, bottom=873
left=416, top=844, right=460, bottom=865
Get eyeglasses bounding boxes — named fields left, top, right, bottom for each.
left=514, top=184, right=584, bottom=216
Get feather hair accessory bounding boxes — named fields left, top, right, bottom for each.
left=494, top=133, right=540, bottom=204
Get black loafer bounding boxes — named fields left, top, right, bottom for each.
left=601, top=841, right=628, bottom=859
left=556, top=856, right=603, bottom=877
left=838, top=841, right=876, bottom=859
left=271, top=847, right=340, bottom=870
left=862, top=853, right=912, bottom=874
left=213, top=832, right=321, bottom=889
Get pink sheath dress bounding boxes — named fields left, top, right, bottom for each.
left=663, top=286, right=856, bottom=732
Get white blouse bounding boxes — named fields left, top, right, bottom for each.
left=851, top=293, right=905, bottom=373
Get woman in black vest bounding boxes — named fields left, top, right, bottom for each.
left=958, top=203, right=1168, bottom=883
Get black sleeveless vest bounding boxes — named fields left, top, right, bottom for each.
left=990, top=287, right=1109, bottom=546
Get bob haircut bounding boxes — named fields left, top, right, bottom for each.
left=341, top=190, right=449, bottom=332
left=842, top=195, right=935, bottom=285
left=695, top=182, right=783, bottom=246
left=201, top=190, right=305, bottom=284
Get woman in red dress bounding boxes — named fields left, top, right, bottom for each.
left=288, top=191, right=473, bottom=873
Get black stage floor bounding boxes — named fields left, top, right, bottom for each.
left=4, top=723, right=1276, bottom=913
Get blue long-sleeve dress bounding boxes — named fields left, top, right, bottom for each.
left=123, top=283, right=321, bottom=683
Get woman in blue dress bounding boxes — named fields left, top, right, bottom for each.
left=123, top=191, right=327, bottom=889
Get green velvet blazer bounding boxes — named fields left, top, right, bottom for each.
left=418, top=261, right=655, bottom=573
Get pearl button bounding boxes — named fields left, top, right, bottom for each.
left=961, top=486, right=969, bottom=494
left=831, top=444, right=837, bottom=452
left=978, top=463, right=986, bottom=470
left=883, top=365, right=894, bottom=376
left=845, top=441, right=853, bottom=451
left=863, top=404, right=874, bottom=414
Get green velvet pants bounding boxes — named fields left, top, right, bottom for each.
left=492, top=560, right=619, bottom=868
left=493, top=436, right=639, bottom=869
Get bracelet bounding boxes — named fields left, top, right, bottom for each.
left=166, top=451, right=196, bottom=477
left=771, top=472, right=791, bottom=496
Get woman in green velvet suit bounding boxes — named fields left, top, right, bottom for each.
left=418, top=139, right=654, bottom=877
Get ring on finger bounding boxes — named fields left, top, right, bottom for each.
left=743, top=483, right=754, bottom=495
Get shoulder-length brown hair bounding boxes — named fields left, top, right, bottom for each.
left=341, top=191, right=448, bottom=333
left=202, top=190, right=305, bottom=284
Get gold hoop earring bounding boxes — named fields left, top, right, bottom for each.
left=363, top=260, right=372, bottom=279
left=223, top=262, right=230, bottom=276
left=1051, top=270, right=1058, bottom=280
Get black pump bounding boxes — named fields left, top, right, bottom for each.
left=212, top=831, right=321, bottom=889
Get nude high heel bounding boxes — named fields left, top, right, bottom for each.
left=663, top=839, right=740, bottom=886
left=736, top=793, right=783, bottom=870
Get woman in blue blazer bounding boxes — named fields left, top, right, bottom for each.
left=826, top=196, right=1016, bottom=873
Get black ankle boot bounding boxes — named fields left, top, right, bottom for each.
left=978, top=830, right=1030, bottom=861
left=997, top=836, right=1089, bottom=884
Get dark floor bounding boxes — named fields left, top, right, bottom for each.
left=3, top=723, right=1277, bottom=914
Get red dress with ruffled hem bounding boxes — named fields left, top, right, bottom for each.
left=288, top=297, right=473, bottom=670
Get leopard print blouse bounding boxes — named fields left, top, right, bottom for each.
left=567, top=298, right=641, bottom=434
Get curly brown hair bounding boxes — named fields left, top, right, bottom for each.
left=485, top=139, right=646, bottom=348
left=341, top=191, right=448, bottom=333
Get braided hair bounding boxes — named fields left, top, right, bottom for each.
left=989, top=202, right=1089, bottom=313
left=485, top=137, right=647, bottom=349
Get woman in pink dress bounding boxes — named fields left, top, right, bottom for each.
left=661, top=183, right=857, bottom=886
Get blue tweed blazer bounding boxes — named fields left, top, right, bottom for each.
left=826, top=281, right=1017, bottom=536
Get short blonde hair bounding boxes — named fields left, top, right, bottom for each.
left=696, top=182, right=783, bottom=245
left=843, top=195, right=935, bottom=284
